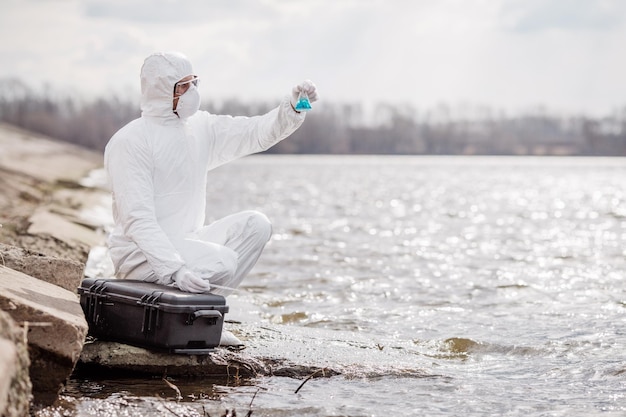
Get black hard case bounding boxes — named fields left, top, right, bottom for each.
left=78, top=278, right=229, bottom=354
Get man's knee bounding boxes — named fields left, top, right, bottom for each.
left=245, top=210, right=272, bottom=243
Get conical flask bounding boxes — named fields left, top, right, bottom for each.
left=294, top=90, right=312, bottom=112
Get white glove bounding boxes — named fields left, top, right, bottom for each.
left=291, top=80, right=319, bottom=110
left=172, top=266, right=211, bottom=293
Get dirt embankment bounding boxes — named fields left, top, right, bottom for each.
left=0, top=122, right=106, bottom=263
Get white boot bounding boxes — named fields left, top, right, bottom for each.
left=220, top=329, right=244, bottom=347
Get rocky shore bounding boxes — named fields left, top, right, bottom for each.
left=0, top=123, right=340, bottom=415
left=0, top=122, right=105, bottom=415
left=0, top=122, right=431, bottom=416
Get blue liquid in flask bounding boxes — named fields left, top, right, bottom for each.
left=294, top=91, right=312, bottom=112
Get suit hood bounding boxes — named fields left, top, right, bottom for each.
left=140, top=52, right=194, bottom=118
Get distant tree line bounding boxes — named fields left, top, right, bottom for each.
left=1, top=78, right=625, bottom=156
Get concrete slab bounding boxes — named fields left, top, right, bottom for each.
left=0, top=244, right=85, bottom=293
left=27, top=209, right=104, bottom=249
left=0, top=266, right=88, bottom=406
left=0, top=123, right=101, bottom=184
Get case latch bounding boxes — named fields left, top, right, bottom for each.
left=139, top=291, right=163, bottom=334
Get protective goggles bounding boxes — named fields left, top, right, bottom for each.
left=173, top=76, right=200, bottom=96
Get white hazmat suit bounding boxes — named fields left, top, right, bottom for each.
left=104, top=52, right=315, bottom=295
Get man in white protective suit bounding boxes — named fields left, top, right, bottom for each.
left=104, top=51, right=318, bottom=298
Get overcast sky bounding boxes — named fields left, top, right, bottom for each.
left=1, top=0, right=624, bottom=116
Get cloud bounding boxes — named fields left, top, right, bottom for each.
left=0, top=0, right=624, bottom=115
left=82, top=0, right=277, bottom=24
left=500, top=0, right=626, bottom=32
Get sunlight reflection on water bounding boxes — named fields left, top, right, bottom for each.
left=206, top=155, right=626, bottom=415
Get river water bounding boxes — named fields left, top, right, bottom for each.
left=41, top=155, right=626, bottom=416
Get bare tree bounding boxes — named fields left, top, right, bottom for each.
left=0, top=78, right=624, bottom=156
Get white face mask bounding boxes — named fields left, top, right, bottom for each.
left=175, top=85, right=201, bottom=119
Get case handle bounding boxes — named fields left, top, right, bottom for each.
left=186, top=309, right=222, bottom=325
left=194, top=310, right=222, bottom=319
